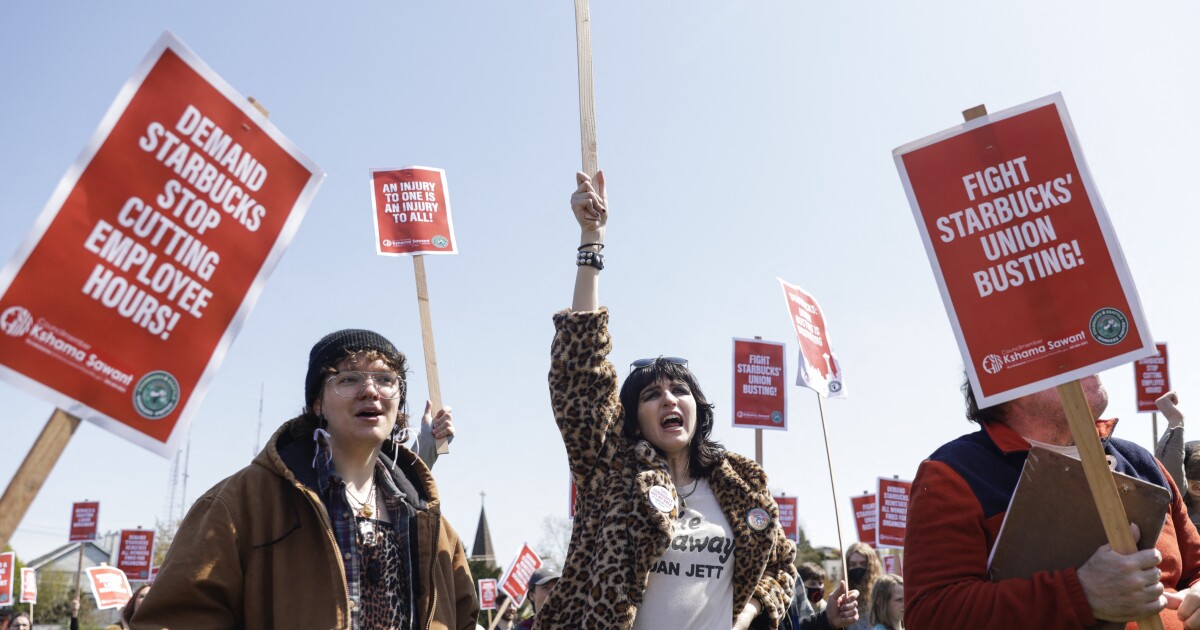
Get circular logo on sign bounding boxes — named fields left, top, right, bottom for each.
left=981, top=354, right=1004, bottom=374
left=746, top=508, right=770, bottom=531
left=0, top=306, right=33, bottom=337
left=1089, top=308, right=1129, bottom=346
left=431, top=235, right=449, bottom=248
left=771, top=411, right=783, bottom=424
left=648, top=485, right=675, bottom=513
left=133, top=371, right=180, bottom=420
left=828, top=380, right=842, bottom=393
left=383, top=239, right=393, bottom=247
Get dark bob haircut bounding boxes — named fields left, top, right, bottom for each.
left=618, top=358, right=725, bottom=478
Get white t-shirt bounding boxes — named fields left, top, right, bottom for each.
left=634, top=479, right=735, bottom=630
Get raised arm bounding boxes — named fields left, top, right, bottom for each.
left=571, top=170, right=606, bottom=312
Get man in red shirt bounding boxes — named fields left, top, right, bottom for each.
left=905, top=375, right=1200, bottom=629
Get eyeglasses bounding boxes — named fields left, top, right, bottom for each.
left=629, top=357, right=688, bottom=373
left=326, top=371, right=403, bottom=399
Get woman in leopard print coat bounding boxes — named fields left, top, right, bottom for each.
left=534, top=171, right=799, bottom=630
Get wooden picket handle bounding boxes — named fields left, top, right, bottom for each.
left=0, top=408, right=81, bottom=550
left=574, top=0, right=599, bottom=178
left=413, top=255, right=449, bottom=454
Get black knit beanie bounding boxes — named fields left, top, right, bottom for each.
left=305, top=329, right=403, bottom=408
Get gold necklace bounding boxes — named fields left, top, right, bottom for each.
left=346, top=481, right=376, bottom=518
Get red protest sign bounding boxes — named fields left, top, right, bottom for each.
left=876, top=478, right=912, bottom=549
left=850, top=493, right=877, bottom=547
left=774, top=495, right=798, bottom=541
left=370, top=167, right=457, bottom=256
left=569, top=476, right=577, bottom=520
left=20, top=568, right=36, bottom=605
left=0, top=552, right=13, bottom=606
left=882, top=553, right=902, bottom=576
left=777, top=279, right=845, bottom=398
left=85, top=565, right=133, bottom=610
left=117, top=529, right=156, bottom=581
left=732, top=338, right=787, bottom=430
left=1134, top=343, right=1170, bottom=413
left=69, top=501, right=100, bottom=542
left=894, top=93, right=1153, bottom=408
left=498, top=544, right=543, bottom=607
left=478, top=578, right=498, bottom=611
left=0, top=33, right=324, bottom=455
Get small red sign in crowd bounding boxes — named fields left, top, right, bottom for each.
left=850, top=493, right=877, bottom=547
left=777, top=279, right=845, bottom=398
left=86, top=565, right=134, bottom=610
left=117, top=529, right=156, bottom=581
left=69, top=501, right=100, bottom=542
left=370, top=166, right=457, bottom=256
left=0, top=552, right=13, bottom=606
left=478, top=578, right=497, bottom=611
left=774, top=495, right=799, bottom=542
left=876, top=478, right=912, bottom=549
left=498, top=544, right=543, bottom=606
left=732, top=338, right=787, bottom=430
left=1134, top=343, right=1170, bottom=413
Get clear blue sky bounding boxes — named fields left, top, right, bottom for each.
left=3, top=2, right=1199, bottom=568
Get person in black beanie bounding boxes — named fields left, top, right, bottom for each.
left=134, top=329, right=478, bottom=630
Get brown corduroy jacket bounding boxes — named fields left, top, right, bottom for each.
left=133, top=417, right=477, bottom=630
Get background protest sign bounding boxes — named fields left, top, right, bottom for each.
left=732, top=338, right=787, bottom=430
left=774, top=495, right=799, bottom=542
left=116, top=529, right=155, bottom=581
left=370, top=167, right=457, bottom=256
left=85, top=565, right=132, bottom=610
left=0, top=552, right=12, bottom=606
left=777, top=279, right=845, bottom=398
left=876, top=477, right=911, bottom=549
left=894, top=93, right=1153, bottom=408
left=0, top=32, right=324, bottom=455
left=69, top=501, right=99, bottom=542
left=478, top=578, right=497, bottom=611
left=19, top=568, right=36, bottom=605
left=850, top=493, right=877, bottom=547
left=498, top=544, right=543, bottom=606
left=1134, top=343, right=1169, bottom=413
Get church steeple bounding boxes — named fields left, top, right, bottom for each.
left=471, top=491, right=496, bottom=568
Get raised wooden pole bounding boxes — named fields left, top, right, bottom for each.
left=0, top=408, right=81, bottom=550
left=413, top=254, right=449, bottom=454
left=816, top=393, right=850, bottom=586
left=574, top=0, right=598, bottom=178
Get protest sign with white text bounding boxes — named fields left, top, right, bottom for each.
left=370, top=167, right=457, bottom=256
left=1135, top=343, right=1170, bottom=413
left=0, top=552, right=13, bottom=606
left=894, top=93, right=1153, bottom=407
left=19, top=568, right=36, bottom=605
left=777, top=279, right=845, bottom=398
left=732, top=338, right=787, bottom=430
left=850, top=493, right=877, bottom=547
left=0, top=32, right=324, bottom=455
left=69, top=501, right=100, bottom=542
left=774, top=495, right=799, bottom=542
left=86, top=565, right=133, bottom=609
left=876, top=478, right=912, bottom=549
left=498, top=544, right=543, bottom=607
left=117, top=529, right=155, bottom=581
left=478, top=578, right=497, bottom=611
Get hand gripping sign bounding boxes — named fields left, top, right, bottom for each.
left=893, top=93, right=1153, bottom=407
left=777, top=279, right=845, bottom=398
left=0, top=32, right=324, bottom=455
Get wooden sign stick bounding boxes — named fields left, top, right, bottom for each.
left=815, top=393, right=850, bottom=586
left=0, top=408, right=81, bottom=550
left=574, top=0, right=599, bottom=178
left=962, top=104, right=1162, bottom=630
left=413, top=254, right=449, bottom=454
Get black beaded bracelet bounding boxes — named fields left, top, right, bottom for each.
left=576, top=250, right=605, bottom=270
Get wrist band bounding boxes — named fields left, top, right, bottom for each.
left=576, top=250, right=605, bottom=270
left=577, top=242, right=605, bottom=252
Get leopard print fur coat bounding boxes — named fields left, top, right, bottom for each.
left=536, top=309, right=796, bottom=630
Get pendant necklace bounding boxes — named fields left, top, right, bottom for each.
left=346, top=480, right=376, bottom=519
left=677, top=479, right=699, bottom=510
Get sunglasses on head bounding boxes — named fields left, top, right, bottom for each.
left=629, top=357, right=688, bottom=373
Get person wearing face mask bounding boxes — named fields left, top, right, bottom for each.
left=843, top=543, right=882, bottom=630
left=133, top=329, right=477, bottom=630
left=539, top=171, right=860, bottom=630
